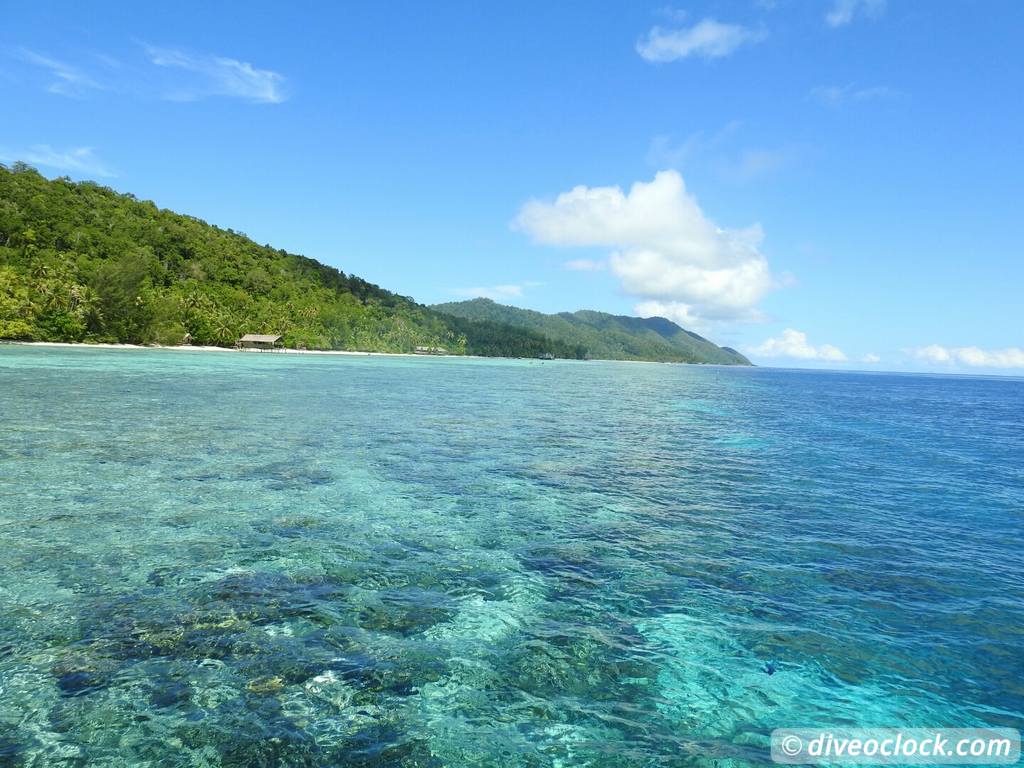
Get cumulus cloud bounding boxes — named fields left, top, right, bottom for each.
left=637, top=19, right=765, bottom=62
left=634, top=300, right=707, bottom=331
left=19, top=49, right=104, bottom=97
left=145, top=45, right=286, bottom=103
left=911, top=345, right=1024, bottom=369
left=913, top=344, right=951, bottom=363
left=563, top=259, right=606, bottom=272
left=825, top=0, right=885, bottom=28
left=514, top=170, right=775, bottom=324
left=0, top=145, right=114, bottom=177
left=749, top=328, right=847, bottom=361
left=861, top=353, right=881, bottom=363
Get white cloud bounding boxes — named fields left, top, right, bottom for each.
left=15, top=45, right=285, bottom=104
left=861, top=353, right=881, bottom=363
left=913, top=344, right=951, bottom=363
left=749, top=328, right=847, bottom=361
left=810, top=84, right=897, bottom=107
left=454, top=284, right=525, bottom=301
left=825, top=0, right=885, bottom=28
left=637, top=19, right=765, bottom=62
left=634, top=300, right=707, bottom=332
left=911, top=345, right=1024, bottom=369
left=563, top=259, right=606, bottom=272
left=19, top=49, right=103, bottom=97
left=0, top=145, right=114, bottom=177
left=514, top=170, right=775, bottom=324
left=145, top=45, right=286, bottom=103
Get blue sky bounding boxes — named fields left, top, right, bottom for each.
left=3, top=0, right=1022, bottom=371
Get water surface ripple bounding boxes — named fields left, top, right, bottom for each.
left=0, top=347, right=1021, bottom=766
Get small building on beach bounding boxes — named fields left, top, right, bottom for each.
left=413, top=346, right=448, bottom=355
left=237, top=334, right=282, bottom=350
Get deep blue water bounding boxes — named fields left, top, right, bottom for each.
left=0, top=346, right=1021, bottom=767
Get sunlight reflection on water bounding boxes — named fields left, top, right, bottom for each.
left=0, top=347, right=1021, bottom=766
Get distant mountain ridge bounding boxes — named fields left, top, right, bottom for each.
left=432, top=298, right=752, bottom=365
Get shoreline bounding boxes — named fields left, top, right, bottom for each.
left=1, top=340, right=751, bottom=367
left=1, top=340, right=439, bottom=359
left=0, top=340, right=686, bottom=365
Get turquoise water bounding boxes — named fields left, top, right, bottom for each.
left=1, top=346, right=1021, bottom=767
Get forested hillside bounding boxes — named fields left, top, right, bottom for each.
left=0, top=164, right=578, bottom=357
left=433, top=298, right=751, bottom=365
left=0, top=164, right=749, bottom=363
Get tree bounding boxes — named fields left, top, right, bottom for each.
left=0, top=266, right=34, bottom=339
left=90, top=254, right=155, bottom=343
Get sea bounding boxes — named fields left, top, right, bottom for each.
left=1, top=346, right=1021, bottom=767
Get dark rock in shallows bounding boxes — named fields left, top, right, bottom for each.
left=56, top=670, right=106, bottom=697
left=151, top=680, right=192, bottom=708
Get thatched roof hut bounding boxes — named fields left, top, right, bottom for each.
left=237, top=334, right=282, bottom=350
